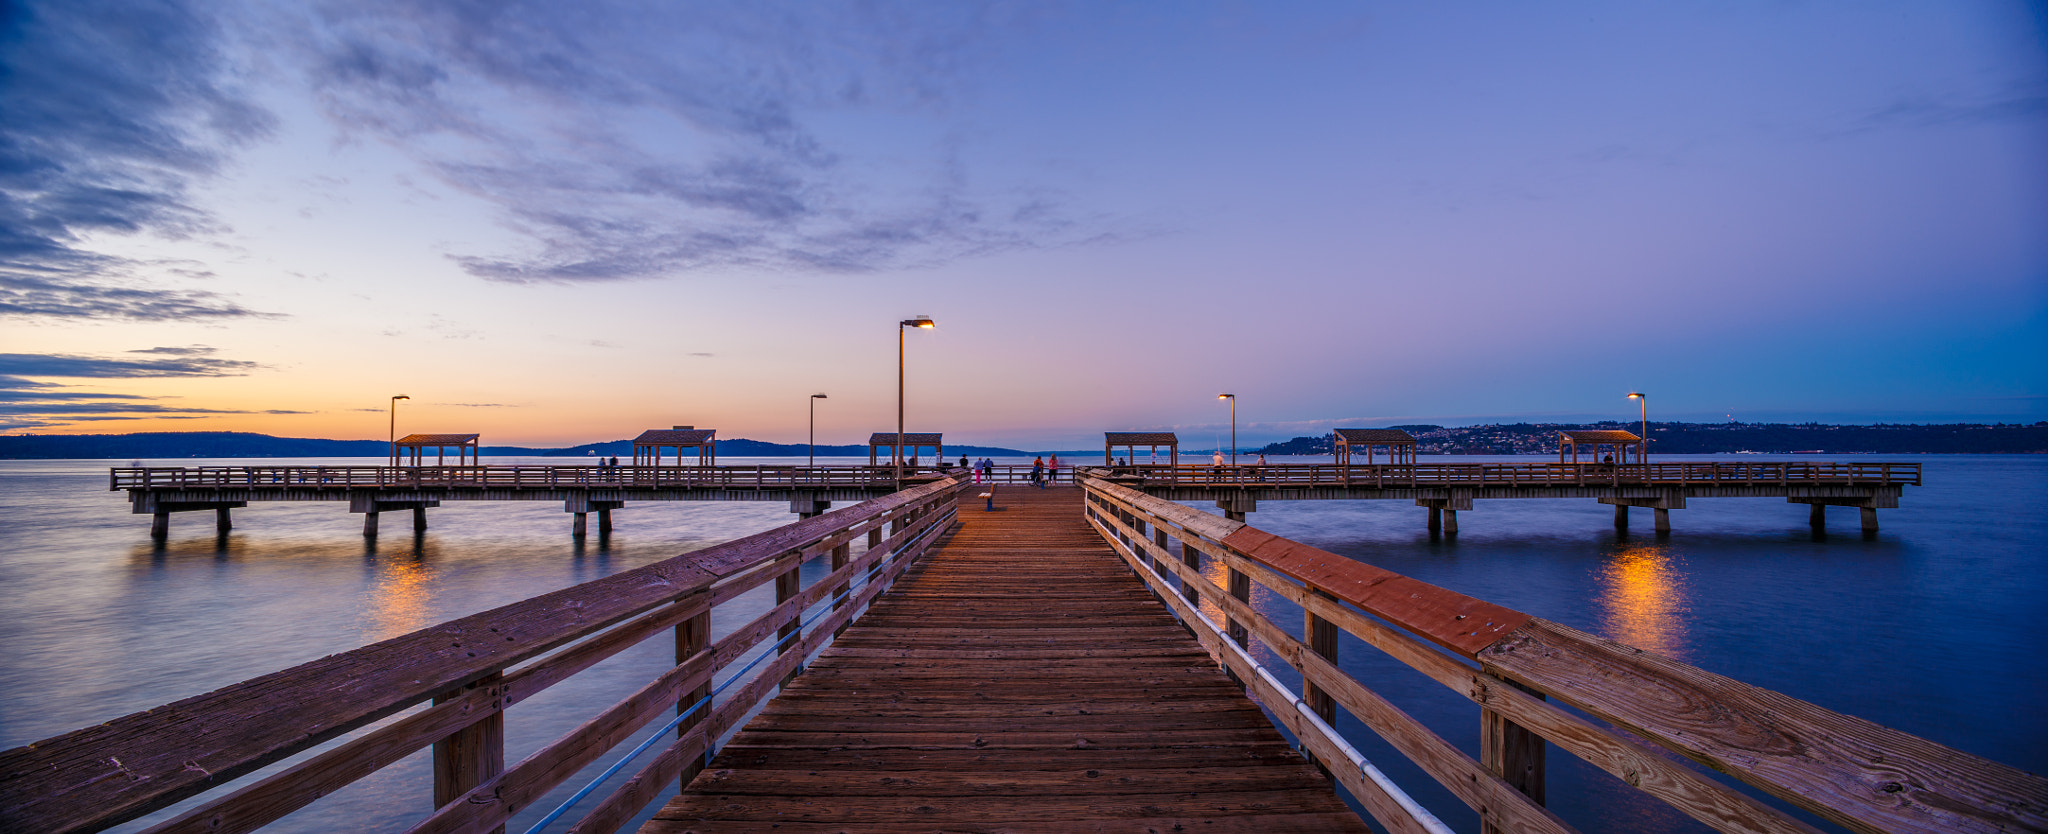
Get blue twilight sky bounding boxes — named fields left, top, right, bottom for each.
left=2, top=1, right=2044, bottom=448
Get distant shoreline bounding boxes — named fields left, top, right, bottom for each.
left=3, top=421, right=2044, bottom=459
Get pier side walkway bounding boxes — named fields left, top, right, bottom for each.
left=644, top=485, right=1367, bottom=833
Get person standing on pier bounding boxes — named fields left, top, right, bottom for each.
left=1048, top=454, right=1060, bottom=484
left=1031, top=457, right=1045, bottom=488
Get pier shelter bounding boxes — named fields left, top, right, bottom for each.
left=633, top=427, right=716, bottom=466
left=868, top=432, right=942, bottom=467
left=1104, top=431, right=1178, bottom=465
left=1558, top=429, right=1643, bottom=465
left=1334, top=428, right=1417, bottom=465
left=395, top=433, right=480, bottom=466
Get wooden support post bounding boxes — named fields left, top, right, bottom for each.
left=413, top=507, right=427, bottom=533
left=1427, top=506, right=1441, bottom=533
left=363, top=511, right=379, bottom=538
left=571, top=512, right=587, bottom=538
left=1861, top=506, right=1879, bottom=533
left=1223, top=510, right=1246, bottom=523
left=1443, top=508, right=1459, bottom=536
left=150, top=511, right=169, bottom=540
left=1304, top=587, right=1338, bottom=723
left=868, top=527, right=883, bottom=549
left=1810, top=503, right=1826, bottom=529
left=1225, top=566, right=1251, bottom=688
left=831, top=542, right=853, bottom=636
left=1614, top=504, right=1629, bottom=528
left=433, top=671, right=505, bottom=829
left=1153, top=528, right=1169, bottom=577
left=675, top=603, right=710, bottom=793
left=776, top=561, right=801, bottom=685
left=1654, top=507, right=1671, bottom=533
left=215, top=507, right=232, bottom=533
left=1180, top=541, right=1201, bottom=607
left=597, top=507, right=613, bottom=536
left=1481, top=679, right=1546, bottom=834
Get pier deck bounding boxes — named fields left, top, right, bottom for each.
left=644, top=486, right=1366, bottom=833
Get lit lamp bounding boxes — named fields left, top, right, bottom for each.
left=1627, top=392, right=1648, bottom=463
left=389, top=395, right=409, bottom=466
left=1218, top=393, right=1237, bottom=465
left=897, top=316, right=936, bottom=481
left=809, top=393, right=828, bottom=467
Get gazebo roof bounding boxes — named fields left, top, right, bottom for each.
left=1558, top=430, right=1641, bottom=444
left=634, top=429, right=716, bottom=446
left=1105, top=432, right=1178, bottom=445
left=869, top=433, right=942, bottom=446
left=396, top=433, right=479, bottom=446
left=1333, top=428, right=1416, bottom=444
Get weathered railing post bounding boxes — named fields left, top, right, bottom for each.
left=776, top=553, right=802, bottom=684
left=433, top=671, right=505, bottom=832
left=1303, top=586, right=1338, bottom=723
left=1480, top=677, right=1545, bottom=834
left=1180, top=539, right=1201, bottom=608
left=831, top=540, right=852, bottom=636
left=675, top=599, right=711, bottom=792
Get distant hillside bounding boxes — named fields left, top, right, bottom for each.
left=0, top=431, right=1033, bottom=460
left=1254, top=421, right=2048, bottom=456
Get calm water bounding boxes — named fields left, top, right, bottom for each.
left=1, top=454, right=2042, bottom=832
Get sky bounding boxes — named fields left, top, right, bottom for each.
left=3, top=1, right=2044, bottom=449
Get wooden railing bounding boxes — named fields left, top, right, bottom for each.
left=1093, top=460, right=1921, bottom=488
left=2, top=476, right=969, bottom=834
left=1077, top=472, right=2041, bottom=834
left=107, top=464, right=967, bottom=491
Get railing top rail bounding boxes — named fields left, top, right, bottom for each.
left=2, top=475, right=966, bottom=834
left=1078, top=473, right=2041, bottom=834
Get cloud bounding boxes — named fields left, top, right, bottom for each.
left=438, top=402, right=517, bottom=408
left=290, top=1, right=1097, bottom=282
left=1844, top=85, right=2048, bottom=135
left=0, top=349, right=264, bottom=379
left=0, top=0, right=275, bottom=320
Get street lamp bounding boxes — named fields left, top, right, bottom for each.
left=1217, top=393, right=1237, bottom=465
left=1627, top=392, right=1648, bottom=464
left=389, top=395, right=409, bottom=466
left=898, top=316, right=936, bottom=481
left=809, top=393, right=828, bottom=467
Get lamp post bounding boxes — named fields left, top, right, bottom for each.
left=897, top=316, right=936, bottom=481
left=388, top=395, right=409, bottom=466
left=1217, top=393, right=1237, bottom=465
left=1627, top=392, right=1648, bottom=464
left=809, top=393, right=828, bottom=468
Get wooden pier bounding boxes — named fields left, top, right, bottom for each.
left=1093, top=460, right=1920, bottom=533
left=646, top=485, right=1365, bottom=832
left=10, top=470, right=2041, bottom=834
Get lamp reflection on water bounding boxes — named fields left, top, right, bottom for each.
left=1595, top=541, right=1691, bottom=661
left=363, top=550, right=437, bottom=641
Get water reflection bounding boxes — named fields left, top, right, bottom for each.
left=362, top=547, right=438, bottom=641
left=1594, top=538, right=1691, bottom=660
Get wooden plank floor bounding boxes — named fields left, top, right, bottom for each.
left=644, top=485, right=1367, bottom=833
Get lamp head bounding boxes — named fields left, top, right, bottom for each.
left=393, top=395, right=410, bottom=401
left=1218, top=393, right=1234, bottom=400
left=812, top=393, right=828, bottom=399
left=901, top=316, right=936, bottom=328
left=1627, top=392, right=1644, bottom=399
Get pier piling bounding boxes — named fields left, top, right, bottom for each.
left=362, top=511, right=378, bottom=537
left=150, top=512, right=169, bottom=540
